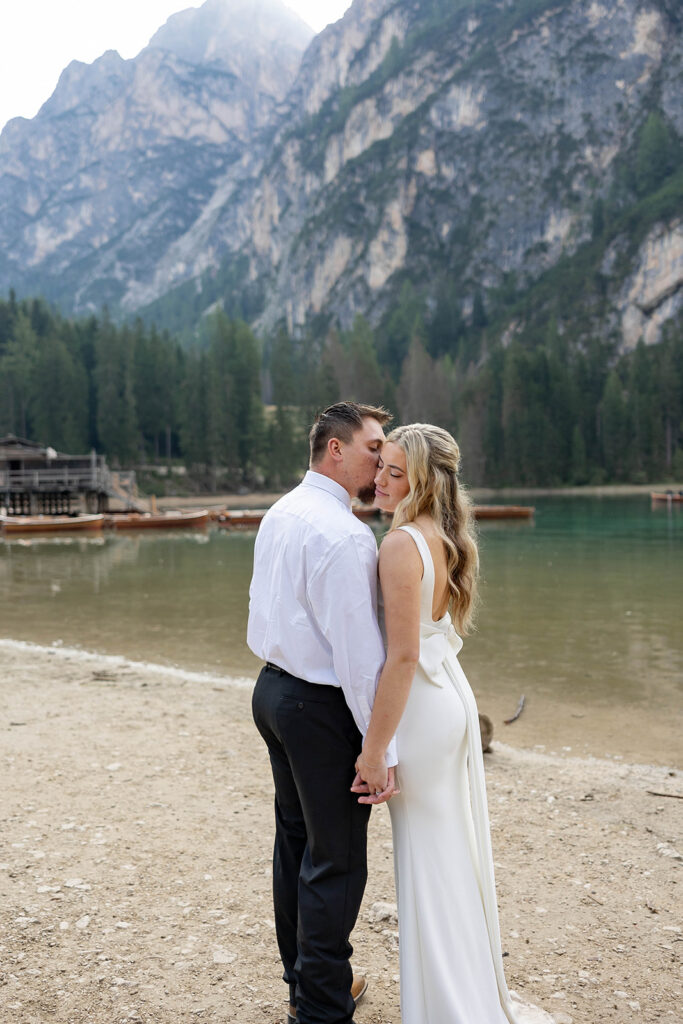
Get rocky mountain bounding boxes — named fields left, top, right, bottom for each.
left=0, top=0, right=312, bottom=313
left=0, top=0, right=681, bottom=351
left=147, top=0, right=312, bottom=100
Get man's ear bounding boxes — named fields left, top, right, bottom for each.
left=327, top=436, right=343, bottom=461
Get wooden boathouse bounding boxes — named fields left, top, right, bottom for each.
left=0, top=435, right=138, bottom=515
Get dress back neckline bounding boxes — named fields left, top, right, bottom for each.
left=397, top=524, right=450, bottom=626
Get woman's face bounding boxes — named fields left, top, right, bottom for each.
left=374, top=441, right=410, bottom=512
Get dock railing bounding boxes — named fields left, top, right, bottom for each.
left=0, top=466, right=113, bottom=492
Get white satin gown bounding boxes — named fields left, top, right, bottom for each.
left=386, top=526, right=553, bottom=1024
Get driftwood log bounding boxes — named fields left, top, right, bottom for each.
left=479, top=713, right=493, bottom=753
left=504, top=695, right=526, bottom=724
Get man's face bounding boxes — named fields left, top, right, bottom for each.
left=342, top=417, right=386, bottom=503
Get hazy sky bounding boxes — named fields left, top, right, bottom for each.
left=0, top=0, right=353, bottom=133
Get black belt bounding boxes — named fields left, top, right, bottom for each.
left=265, top=661, right=286, bottom=675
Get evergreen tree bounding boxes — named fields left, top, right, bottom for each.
left=635, top=112, right=676, bottom=196
left=591, top=198, right=606, bottom=239
left=347, top=316, right=384, bottom=403
left=658, top=325, right=683, bottom=473
left=427, top=282, right=464, bottom=359
left=0, top=290, right=679, bottom=491
left=205, top=314, right=240, bottom=479
left=478, top=345, right=505, bottom=484
left=95, top=319, right=140, bottom=464
left=270, top=329, right=297, bottom=406
left=570, top=425, right=588, bottom=484
left=600, top=370, right=628, bottom=479
left=202, top=313, right=264, bottom=483
left=231, top=319, right=265, bottom=480
left=501, top=344, right=528, bottom=483
left=180, top=351, right=211, bottom=469
left=471, top=289, right=487, bottom=330
left=377, top=281, right=424, bottom=373
left=133, top=322, right=180, bottom=460
left=627, top=340, right=655, bottom=478
left=0, top=289, right=17, bottom=354
left=265, top=405, right=301, bottom=487
left=0, top=312, right=39, bottom=438
left=30, top=334, right=88, bottom=452
left=397, top=334, right=453, bottom=427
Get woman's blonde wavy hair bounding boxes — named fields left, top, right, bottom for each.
left=387, top=423, right=479, bottom=634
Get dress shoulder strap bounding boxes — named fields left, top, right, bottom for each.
left=397, top=524, right=435, bottom=621
left=397, top=523, right=431, bottom=563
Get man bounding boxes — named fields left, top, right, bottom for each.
left=248, top=401, right=397, bottom=1024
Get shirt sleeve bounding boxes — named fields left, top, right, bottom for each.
left=307, top=532, right=398, bottom=768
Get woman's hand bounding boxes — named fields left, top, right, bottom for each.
left=351, top=755, right=397, bottom=804
left=354, top=751, right=388, bottom=793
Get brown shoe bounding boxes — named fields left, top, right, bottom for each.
left=351, top=974, right=368, bottom=1005
left=287, top=975, right=368, bottom=1022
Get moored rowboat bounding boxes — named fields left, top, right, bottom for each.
left=651, top=491, right=683, bottom=503
left=0, top=513, right=105, bottom=534
left=352, top=505, right=536, bottom=521
left=216, top=509, right=267, bottom=528
left=217, top=504, right=535, bottom=527
left=106, top=509, right=209, bottom=529
left=473, top=505, right=535, bottom=520
left=353, top=504, right=535, bottom=521
left=218, top=507, right=382, bottom=527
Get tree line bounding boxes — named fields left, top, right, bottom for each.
left=0, top=291, right=681, bottom=490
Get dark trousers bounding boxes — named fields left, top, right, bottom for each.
left=252, top=664, right=370, bottom=1024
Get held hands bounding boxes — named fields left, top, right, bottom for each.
left=351, top=754, right=399, bottom=805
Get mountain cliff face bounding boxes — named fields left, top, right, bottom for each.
left=147, top=0, right=313, bottom=101
left=219, top=0, right=682, bottom=346
left=0, top=0, right=681, bottom=351
left=0, top=0, right=312, bottom=312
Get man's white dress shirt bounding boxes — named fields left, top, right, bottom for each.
left=248, top=470, right=397, bottom=767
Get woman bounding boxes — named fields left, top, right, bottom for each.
left=352, top=424, right=551, bottom=1024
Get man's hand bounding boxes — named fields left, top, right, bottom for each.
left=350, top=763, right=398, bottom=805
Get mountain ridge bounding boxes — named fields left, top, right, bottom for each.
left=0, top=0, right=681, bottom=353
left=0, top=0, right=312, bottom=315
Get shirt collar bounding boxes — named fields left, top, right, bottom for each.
left=302, top=470, right=352, bottom=509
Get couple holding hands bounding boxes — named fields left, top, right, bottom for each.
left=248, top=402, right=551, bottom=1024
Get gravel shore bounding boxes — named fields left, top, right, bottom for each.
left=1, top=641, right=680, bottom=1024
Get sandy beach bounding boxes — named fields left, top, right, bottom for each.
left=1, top=640, right=680, bottom=1024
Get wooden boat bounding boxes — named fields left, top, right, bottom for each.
left=216, top=509, right=268, bottom=528
left=106, top=509, right=209, bottom=529
left=352, top=504, right=382, bottom=520
left=0, top=513, right=105, bottom=534
left=216, top=504, right=536, bottom=527
left=219, top=505, right=383, bottom=526
left=216, top=504, right=534, bottom=527
left=473, top=505, right=534, bottom=520
left=651, top=491, right=683, bottom=503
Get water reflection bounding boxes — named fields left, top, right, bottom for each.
left=0, top=530, right=212, bottom=594
left=1, top=499, right=681, bottom=765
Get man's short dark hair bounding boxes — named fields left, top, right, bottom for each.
left=309, top=401, right=392, bottom=465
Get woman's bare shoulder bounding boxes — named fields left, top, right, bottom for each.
left=379, top=526, right=423, bottom=571
left=380, top=527, right=414, bottom=553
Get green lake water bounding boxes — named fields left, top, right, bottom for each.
left=1, top=496, right=681, bottom=767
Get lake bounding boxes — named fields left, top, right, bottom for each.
left=1, top=496, right=681, bottom=767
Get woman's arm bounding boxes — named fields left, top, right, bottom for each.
left=352, top=529, right=422, bottom=801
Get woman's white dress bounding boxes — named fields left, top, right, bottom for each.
left=387, top=525, right=553, bottom=1024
